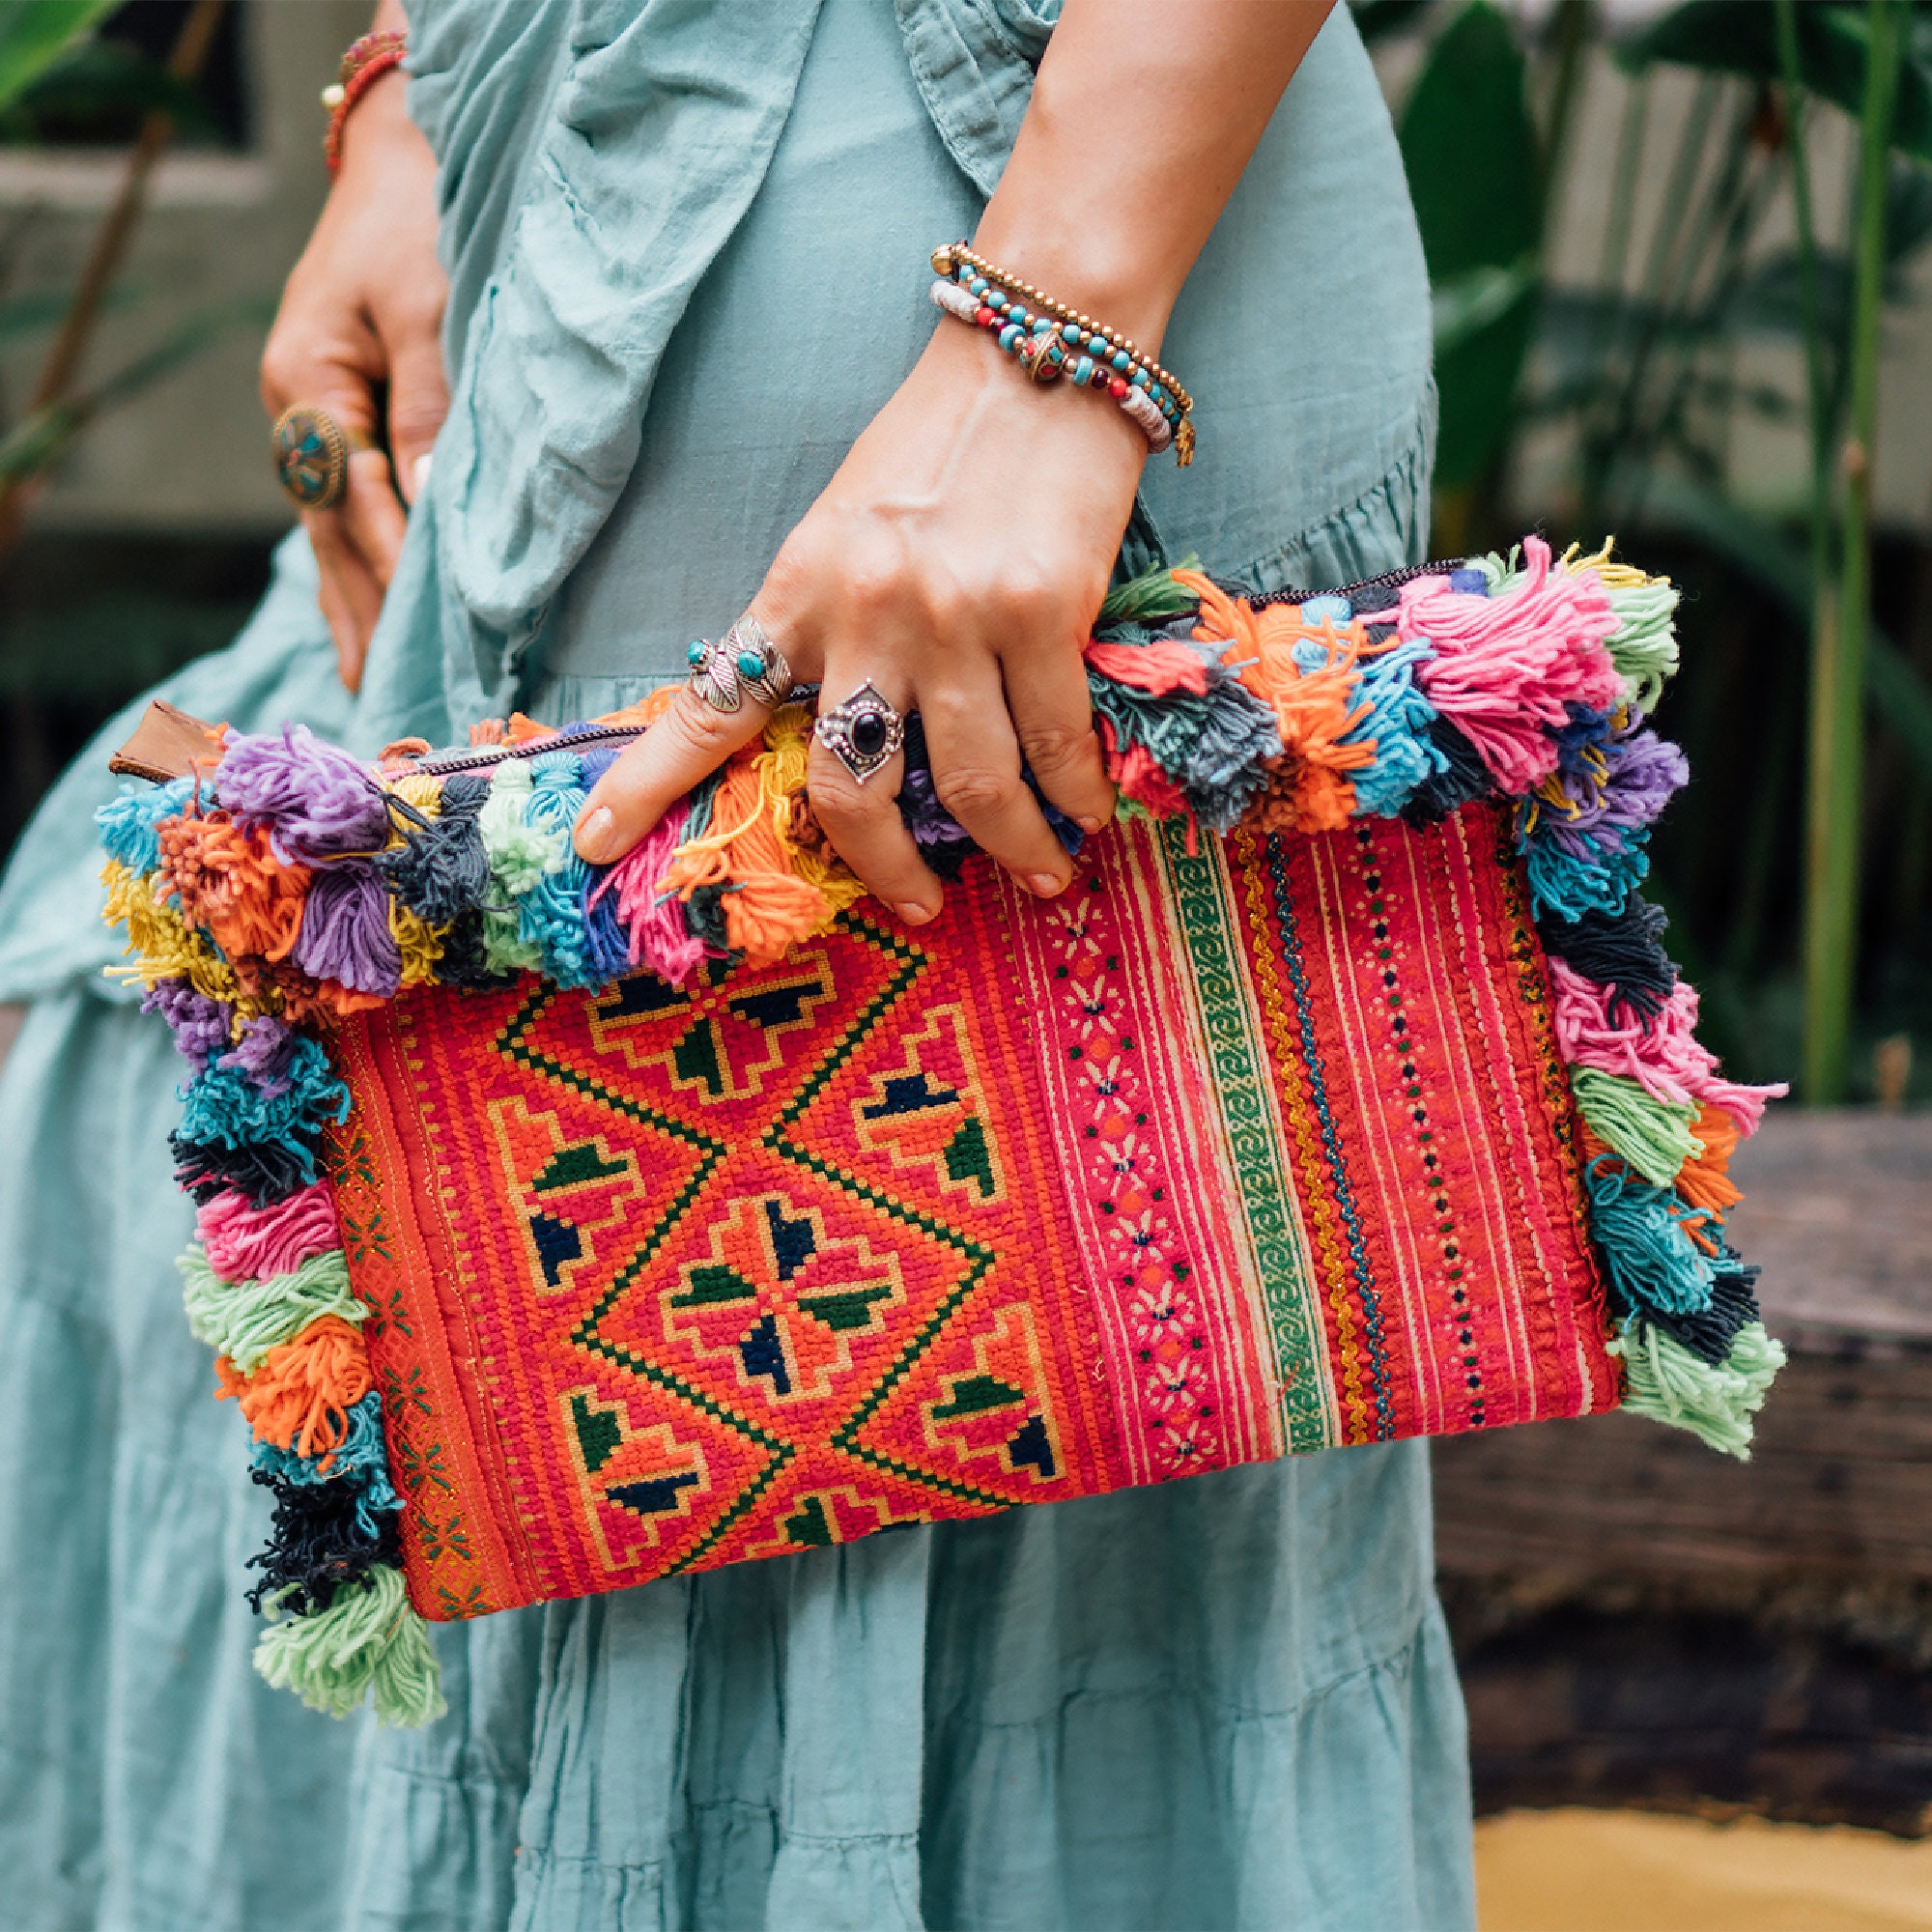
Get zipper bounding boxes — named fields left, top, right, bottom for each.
left=1249, top=555, right=1467, bottom=611
left=410, top=720, right=652, bottom=776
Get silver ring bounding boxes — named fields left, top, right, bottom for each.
left=813, top=680, right=905, bottom=784
left=684, top=637, right=750, bottom=714
left=724, top=616, right=796, bottom=708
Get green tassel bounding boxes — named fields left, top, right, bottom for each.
left=1096, top=552, right=1202, bottom=626
left=1605, top=577, right=1682, bottom=713
left=477, top=762, right=555, bottom=975
left=1611, top=1317, right=1786, bottom=1460
left=1571, top=1065, right=1703, bottom=1187
left=253, top=1563, right=444, bottom=1726
left=179, top=1243, right=364, bottom=1374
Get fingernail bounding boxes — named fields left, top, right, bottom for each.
left=1076, top=815, right=1103, bottom=835
left=577, top=805, right=615, bottom=860
left=412, top=452, right=433, bottom=498
left=895, top=900, right=935, bottom=926
left=1029, top=873, right=1068, bottom=898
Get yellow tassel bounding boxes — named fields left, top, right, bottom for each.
left=100, top=861, right=238, bottom=1000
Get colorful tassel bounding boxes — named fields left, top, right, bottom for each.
left=180, top=1243, right=363, bottom=1375
left=253, top=1563, right=444, bottom=1725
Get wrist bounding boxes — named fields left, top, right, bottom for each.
left=965, top=216, right=1178, bottom=356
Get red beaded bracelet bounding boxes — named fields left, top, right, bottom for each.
left=322, top=29, right=408, bottom=177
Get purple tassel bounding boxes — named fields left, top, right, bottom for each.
left=291, top=863, right=403, bottom=996
left=217, top=1014, right=299, bottom=1097
left=141, top=977, right=230, bottom=1065
left=217, top=724, right=390, bottom=866
left=1536, top=717, right=1688, bottom=859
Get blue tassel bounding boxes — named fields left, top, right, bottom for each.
left=1584, top=1154, right=1719, bottom=1317
left=97, top=777, right=195, bottom=875
left=1337, top=639, right=1446, bottom=817
left=251, top=1392, right=402, bottom=1542
left=1521, top=823, right=1652, bottom=922
left=176, top=1035, right=350, bottom=1152
left=518, top=751, right=597, bottom=988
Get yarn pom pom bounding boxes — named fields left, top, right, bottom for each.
left=253, top=1562, right=444, bottom=1726
left=217, top=724, right=391, bottom=866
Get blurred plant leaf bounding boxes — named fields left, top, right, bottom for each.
left=1399, top=0, right=1543, bottom=488
left=0, top=0, right=118, bottom=119
left=1622, top=1, right=1932, bottom=163
left=0, top=291, right=272, bottom=483
left=1635, top=469, right=1932, bottom=781
left=1432, top=253, right=1539, bottom=356
left=1350, top=0, right=1437, bottom=45
left=0, top=36, right=217, bottom=143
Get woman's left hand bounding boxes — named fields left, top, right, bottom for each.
left=571, top=317, right=1135, bottom=923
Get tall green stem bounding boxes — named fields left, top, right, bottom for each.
left=1802, top=0, right=1902, bottom=1102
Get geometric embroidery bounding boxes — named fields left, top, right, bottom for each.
left=665, top=1190, right=906, bottom=1404
left=489, top=1094, right=644, bottom=1297
left=330, top=811, right=1619, bottom=1621
left=854, top=1005, right=1005, bottom=1204
left=584, top=948, right=838, bottom=1102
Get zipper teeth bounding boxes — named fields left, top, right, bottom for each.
left=411, top=722, right=648, bottom=776
left=1248, top=555, right=1467, bottom=610
left=405, top=561, right=1468, bottom=774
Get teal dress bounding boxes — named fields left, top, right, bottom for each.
left=0, top=4, right=1470, bottom=1926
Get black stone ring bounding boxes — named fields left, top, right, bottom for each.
left=812, top=680, right=906, bottom=785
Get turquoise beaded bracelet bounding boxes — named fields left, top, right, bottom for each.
left=927, top=242, right=1195, bottom=466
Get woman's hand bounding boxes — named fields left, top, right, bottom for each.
left=573, top=321, right=1138, bottom=920
left=260, top=66, right=447, bottom=691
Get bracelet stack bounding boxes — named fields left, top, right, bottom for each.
left=928, top=242, right=1195, bottom=466
left=322, top=29, right=408, bottom=176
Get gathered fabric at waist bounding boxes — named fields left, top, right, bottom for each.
left=536, top=0, right=1433, bottom=688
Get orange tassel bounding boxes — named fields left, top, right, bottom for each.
left=157, top=812, right=311, bottom=963
left=1675, top=1101, right=1743, bottom=1215
left=214, top=1315, right=371, bottom=1463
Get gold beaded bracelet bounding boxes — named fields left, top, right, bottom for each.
left=930, top=242, right=1196, bottom=466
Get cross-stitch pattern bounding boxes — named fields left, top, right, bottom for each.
left=100, top=537, right=1788, bottom=1726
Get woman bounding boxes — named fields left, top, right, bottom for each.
left=0, top=0, right=1466, bottom=1925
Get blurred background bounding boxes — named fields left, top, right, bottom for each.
left=0, top=1, right=1925, bottom=1925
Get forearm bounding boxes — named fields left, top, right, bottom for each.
left=369, top=0, right=407, bottom=34
left=973, top=0, right=1334, bottom=351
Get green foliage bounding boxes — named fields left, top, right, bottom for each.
left=0, top=34, right=216, bottom=144
left=1399, top=2, right=1543, bottom=488
left=1622, top=1, right=1932, bottom=163
left=0, top=0, right=119, bottom=119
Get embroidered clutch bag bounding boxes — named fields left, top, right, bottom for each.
left=101, top=539, right=1783, bottom=1727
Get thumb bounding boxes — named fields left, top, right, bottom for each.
left=384, top=328, right=449, bottom=505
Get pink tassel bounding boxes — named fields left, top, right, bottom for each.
left=1404, top=538, right=1624, bottom=793
left=1548, top=958, right=1785, bottom=1134
left=591, top=802, right=706, bottom=987
left=196, top=1182, right=341, bottom=1284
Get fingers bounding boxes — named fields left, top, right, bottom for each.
left=999, top=632, right=1115, bottom=833
left=303, top=510, right=382, bottom=692
left=384, top=326, right=449, bottom=506
left=806, top=671, right=943, bottom=923
left=574, top=686, right=773, bottom=864
left=921, top=666, right=1077, bottom=897
left=341, top=447, right=409, bottom=585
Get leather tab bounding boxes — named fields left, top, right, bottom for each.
left=108, top=699, right=223, bottom=782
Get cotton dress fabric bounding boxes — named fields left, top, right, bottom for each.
left=0, top=2, right=1471, bottom=1926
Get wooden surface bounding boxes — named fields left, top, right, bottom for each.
left=1435, top=1110, right=1932, bottom=1584
left=1437, top=1109, right=1932, bottom=1833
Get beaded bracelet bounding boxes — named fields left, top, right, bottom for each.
left=322, top=29, right=408, bottom=177
left=928, top=242, right=1195, bottom=466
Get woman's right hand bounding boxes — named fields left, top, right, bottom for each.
left=260, top=67, right=447, bottom=691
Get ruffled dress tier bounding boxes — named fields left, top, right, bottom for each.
left=0, top=2, right=1469, bottom=1926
